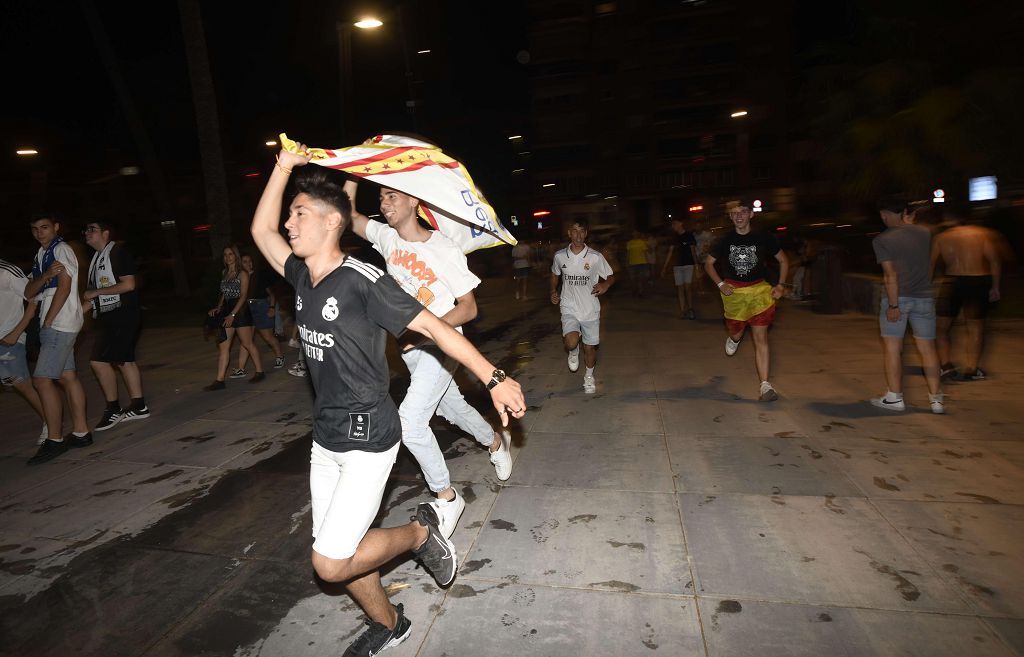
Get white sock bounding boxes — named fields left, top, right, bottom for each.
left=585, top=367, right=595, bottom=377
left=72, top=431, right=89, bottom=437
left=884, top=391, right=903, bottom=402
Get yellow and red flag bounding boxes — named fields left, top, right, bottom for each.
left=280, top=133, right=516, bottom=253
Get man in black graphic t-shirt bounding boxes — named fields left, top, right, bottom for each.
left=704, top=197, right=788, bottom=402
left=251, top=140, right=526, bottom=657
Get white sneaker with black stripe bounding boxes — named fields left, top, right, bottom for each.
left=121, top=405, right=150, bottom=422
left=94, top=408, right=125, bottom=432
left=870, top=395, right=906, bottom=412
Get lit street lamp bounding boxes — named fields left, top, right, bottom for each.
left=265, top=140, right=278, bottom=147
left=354, top=18, right=383, bottom=29
left=731, top=110, right=749, bottom=118
left=16, top=149, right=39, bottom=156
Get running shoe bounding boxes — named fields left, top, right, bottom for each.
left=929, top=394, right=945, bottom=415
left=870, top=396, right=905, bottom=412
left=687, top=308, right=697, bottom=320
left=204, top=380, right=226, bottom=391
left=430, top=490, right=466, bottom=540
left=489, top=430, right=513, bottom=482
left=412, top=503, right=457, bottom=586
left=567, top=348, right=580, bottom=373
left=341, top=603, right=412, bottom=657
left=94, top=408, right=124, bottom=432
left=274, top=356, right=285, bottom=369
left=66, top=431, right=94, bottom=448
left=583, top=374, right=596, bottom=394
left=758, top=381, right=779, bottom=402
left=121, top=405, right=150, bottom=422
left=287, top=362, right=307, bottom=378
left=287, top=338, right=300, bottom=349
left=725, top=336, right=740, bottom=356
left=27, top=439, right=69, bottom=465
left=939, top=363, right=957, bottom=380
left=953, top=368, right=986, bottom=382
left=229, top=368, right=248, bottom=379
left=249, top=371, right=266, bottom=384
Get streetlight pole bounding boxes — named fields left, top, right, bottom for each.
left=337, top=17, right=383, bottom=143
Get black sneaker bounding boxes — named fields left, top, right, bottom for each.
left=204, top=380, right=226, bottom=391
left=27, top=439, right=69, bottom=465
left=939, top=363, right=957, bottom=380
left=342, top=604, right=412, bottom=657
left=249, top=371, right=266, bottom=383
left=66, top=432, right=94, bottom=448
left=953, top=368, right=986, bottom=382
left=94, top=408, right=125, bottom=432
left=412, top=503, right=457, bottom=586
left=121, top=405, right=150, bottom=422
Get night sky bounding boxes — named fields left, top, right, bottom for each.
left=2, top=0, right=530, bottom=187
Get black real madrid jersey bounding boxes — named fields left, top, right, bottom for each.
left=285, top=254, right=423, bottom=452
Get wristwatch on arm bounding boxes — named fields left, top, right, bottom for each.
left=486, top=368, right=506, bottom=390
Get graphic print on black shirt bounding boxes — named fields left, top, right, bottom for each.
left=284, top=254, right=424, bottom=453
left=712, top=230, right=781, bottom=283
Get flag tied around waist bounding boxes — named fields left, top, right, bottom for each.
left=280, top=133, right=516, bottom=254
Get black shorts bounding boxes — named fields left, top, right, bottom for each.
left=220, top=300, right=253, bottom=328
left=938, top=275, right=992, bottom=320
left=91, top=309, right=142, bottom=363
left=513, top=266, right=531, bottom=280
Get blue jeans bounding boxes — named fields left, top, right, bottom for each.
left=879, top=297, right=936, bottom=339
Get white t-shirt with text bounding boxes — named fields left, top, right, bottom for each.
left=33, top=242, right=84, bottom=333
left=551, top=245, right=613, bottom=322
left=365, top=220, right=480, bottom=330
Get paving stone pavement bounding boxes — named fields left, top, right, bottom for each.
left=1, top=275, right=1022, bottom=657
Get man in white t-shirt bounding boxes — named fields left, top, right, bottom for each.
left=345, top=180, right=514, bottom=538
left=550, top=219, right=615, bottom=394
left=1, top=258, right=47, bottom=444
left=23, top=216, right=91, bottom=465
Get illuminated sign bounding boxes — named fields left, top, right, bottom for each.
left=969, top=177, right=996, bottom=202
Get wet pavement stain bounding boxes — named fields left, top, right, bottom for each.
left=135, top=469, right=186, bottom=485
left=955, top=492, right=1000, bottom=504
left=717, top=600, right=743, bottom=613
left=816, top=612, right=833, bottom=622
left=568, top=514, right=597, bottom=524
left=448, top=583, right=478, bottom=598
left=853, top=549, right=921, bottom=601
left=460, top=558, right=492, bottom=575
left=873, top=477, right=901, bottom=491
left=489, top=519, right=518, bottom=532
left=606, top=540, right=646, bottom=551
left=823, top=494, right=845, bottom=515
left=92, top=488, right=134, bottom=498
left=589, top=580, right=640, bottom=592
left=274, top=411, right=298, bottom=422
left=829, top=448, right=851, bottom=459
left=177, top=433, right=217, bottom=444
left=93, top=472, right=131, bottom=486
left=800, top=445, right=823, bottom=459
left=774, top=431, right=795, bottom=438
left=530, top=519, right=559, bottom=543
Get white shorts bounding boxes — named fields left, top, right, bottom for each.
left=309, top=441, right=400, bottom=560
left=561, top=315, right=600, bottom=346
left=673, top=265, right=695, bottom=286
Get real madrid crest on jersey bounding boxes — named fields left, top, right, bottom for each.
left=583, top=262, right=591, bottom=270
left=322, top=296, right=339, bottom=321
left=295, top=295, right=303, bottom=311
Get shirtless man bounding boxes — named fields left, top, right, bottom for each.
left=931, top=211, right=1002, bottom=381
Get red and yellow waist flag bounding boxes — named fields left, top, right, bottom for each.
left=280, top=133, right=516, bottom=254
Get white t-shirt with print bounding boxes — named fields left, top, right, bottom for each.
left=33, top=242, right=84, bottom=334
left=364, top=220, right=480, bottom=330
left=551, top=244, right=613, bottom=322
left=0, top=260, right=29, bottom=344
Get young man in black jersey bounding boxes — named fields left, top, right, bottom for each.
left=251, top=143, right=526, bottom=657
left=704, top=197, right=788, bottom=401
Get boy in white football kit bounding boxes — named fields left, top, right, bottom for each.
left=550, top=219, right=615, bottom=393
left=345, top=180, right=513, bottom=539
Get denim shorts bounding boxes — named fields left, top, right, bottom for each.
left=880, top=296, right=936, bottom=339
left=0, top=342, right=31, bottom=384
left=34, top=326, right=78, bottom=379
left=248, top=298, right=275, bottom=331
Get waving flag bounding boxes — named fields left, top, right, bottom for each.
left=280, top=133, right=516, bottom=253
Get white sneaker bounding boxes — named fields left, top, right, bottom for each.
left=37, top=424, right=48, bottom=445
left=870, top=396, right=906, bottom=412
left=583, top=374, right=596, bottom=394
left=929, top=394, right=945, bottom=415
left=287, top=338, right=300, bottom=349
left=489, top=430, right=513, bottom=481
left=429, top=490, right=466, bottom=540
left=287, top=362, right=307, bottom=378
left=759, top=381, right=779, bottom=402
left=567, top=348, right=580, bottom=373
left=725, top=336, right=740, bottom=356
